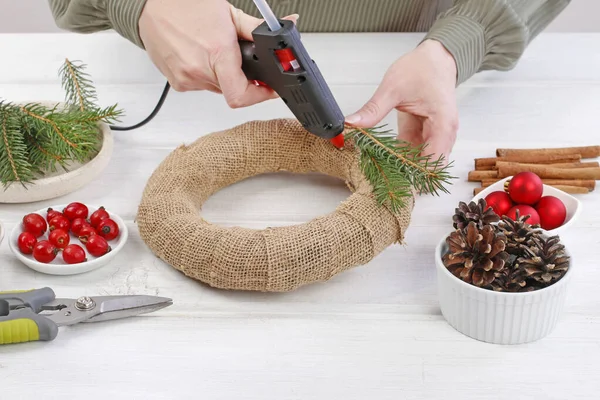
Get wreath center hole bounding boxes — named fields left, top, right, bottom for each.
left=201, top=172, right=350, bottom=229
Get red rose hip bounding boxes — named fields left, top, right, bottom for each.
left=63, top=202, right=89, bottom=221
left=89, top=206, right=110, bottom=228
left=33, top=240, right=58, bottom=263
left=49, top=228, right=70, bottom=249
left=62, top=244, right=87, bottom=264
left=22, top=213, right=47, bottom=237
left=46, top=207, right=63, bottom=222
left=49, top=215, right=70, bottom=232
left=96, top=218, right=119, bottom=241
left=70, top=217, right=90, bottom=236
left=78, top=225, right=97, bottom=244
left=17, top=231, right=37, bottom=254
left=85, top=235, right=111, bottom=257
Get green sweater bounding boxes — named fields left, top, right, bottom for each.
left=47, top=0, right=570, bottom=85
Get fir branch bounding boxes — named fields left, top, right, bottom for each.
left=59, top=59, right=98, bottom=111
left=24, top=129, right=64, bottom=174
left=0, top=102, right=34, bottom=186
left=344, top=123, right=456, bottom=212
left=20, top=104, right=79, bottom=149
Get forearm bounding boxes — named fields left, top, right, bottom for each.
left=47, top=0, right=147, bottom=48
left=423, top=0, right=571, bottom=85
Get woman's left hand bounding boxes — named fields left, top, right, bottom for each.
left=345, top=39, right=459, bottom=164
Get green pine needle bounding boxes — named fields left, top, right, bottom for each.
left=344, top=124, right=456, bottom=213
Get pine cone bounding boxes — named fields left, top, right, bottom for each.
left=489, top=267, right=533, bottom=292
left=516, top=235, right=570, bottom=287
left=496, top=209, right=543, bottom=256
left=452, top=198, right=500, bottom=231
left=443, top=221, right=509, bottom=288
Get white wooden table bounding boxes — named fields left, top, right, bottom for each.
left=1, top=32, right=599, bottom=399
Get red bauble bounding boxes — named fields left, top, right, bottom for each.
left=484, top=191, right=514, bottom=217
left=507, top=172, right=543, bottom=205
left=506, top=205, right=540, bottom=225
left=535, top=196, right=566, bottom=230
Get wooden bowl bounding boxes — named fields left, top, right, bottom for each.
left=0, top=102, right=113, bottom=204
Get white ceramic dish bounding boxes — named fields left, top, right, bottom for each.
left=8, top=204, right=128, bottom=275
left=472, top=176, right=582, bottom=236
left=0, top=101, right=114, bottom=204
left=435, top=234, right=573, bottom=345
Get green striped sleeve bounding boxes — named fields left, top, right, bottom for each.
left=48, top=0, right=148, bottom=48
left=423, top=0, right=571, bottom=85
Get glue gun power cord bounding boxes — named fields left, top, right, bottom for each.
left=109, top=81, right=171, bottom=131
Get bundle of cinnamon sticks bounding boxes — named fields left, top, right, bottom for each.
left=469, top=145, right=600, bottom=195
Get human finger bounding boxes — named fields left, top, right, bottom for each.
left=213, top=47, right=278, bottom=107
left=345, top=83, right=401, bottom=127
left=396, top=111, right=423, bottom=146
left=420, top=113, right=458, bottom=166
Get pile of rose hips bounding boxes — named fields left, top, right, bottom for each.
left=484, top=171, right=567, bottom=230
left=17, top=202, right=119, bottom=264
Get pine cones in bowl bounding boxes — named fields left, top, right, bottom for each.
left=435, top=198, right=574, bottom=344
left=444, top=200, right=569, bottom=293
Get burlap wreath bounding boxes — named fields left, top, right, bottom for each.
left=136, top=118, right=414, bottom=292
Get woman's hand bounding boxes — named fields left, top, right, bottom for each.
left=345, top=39, right=459, bottom=163
left=139, top=0, right=298, bottom=108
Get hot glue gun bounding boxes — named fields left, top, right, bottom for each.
left=239, top=0, right=346, bottom=148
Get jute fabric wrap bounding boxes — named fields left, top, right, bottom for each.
left=136, top=119, right=414, bottom=292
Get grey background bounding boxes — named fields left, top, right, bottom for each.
left=1, top=0, right=599, bottom=33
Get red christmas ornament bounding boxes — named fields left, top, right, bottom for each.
left=507, top=172, right=543, bottom=205
left=506, top=205, right=540, bottom=225
left=535, top=196, right=566, bottom=230
left=484, top=191, right=514, bottom=217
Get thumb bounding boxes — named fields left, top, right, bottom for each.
left=230, top=5, right=262, bottom=41
left=345, top=85, right=398, bottom=128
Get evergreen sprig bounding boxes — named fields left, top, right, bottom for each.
left=0, top=59, right=123, bottom=187
left=59, top=59, right=98, bottom=111
left=0, top=102, right=34, bottom=186
left=344, top=124, right=456, bottom=213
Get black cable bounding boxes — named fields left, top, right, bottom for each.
left=109, top=81, right=171, bottom=131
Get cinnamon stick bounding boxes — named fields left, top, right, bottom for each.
left=481, top=178, right=595, bottom=190
left=551, top=185, right=590, bottom=194
left=495, top=161, right=599, bottom=170
left=497, top=163, right=600, bottom=179
left=496, top=145, right=600, bottom=159
left=468, top=170, right=498, bottom=182
left=475, top=154, right=581, bottom=169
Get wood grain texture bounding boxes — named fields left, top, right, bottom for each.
left=0, top=32, right=599, bottom=400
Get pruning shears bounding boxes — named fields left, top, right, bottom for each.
left=0, top=287, right=172, bottom=345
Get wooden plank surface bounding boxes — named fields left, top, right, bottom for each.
left=1, top=32, right=599, bottom=400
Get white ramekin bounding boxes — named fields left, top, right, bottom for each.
left=435, top=234, right=574, bottom=345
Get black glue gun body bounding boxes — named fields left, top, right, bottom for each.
left=239, top=20, right=345, bottom=140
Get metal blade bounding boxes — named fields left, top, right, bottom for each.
left=85, top=295, right=173, bottom=323
left=42, top=295, right=172, bottom=326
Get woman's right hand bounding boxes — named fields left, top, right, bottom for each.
left=139, top=0, right=298, bottom=108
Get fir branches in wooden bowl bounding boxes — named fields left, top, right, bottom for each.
left=0, top=60, right=122, bottom=203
